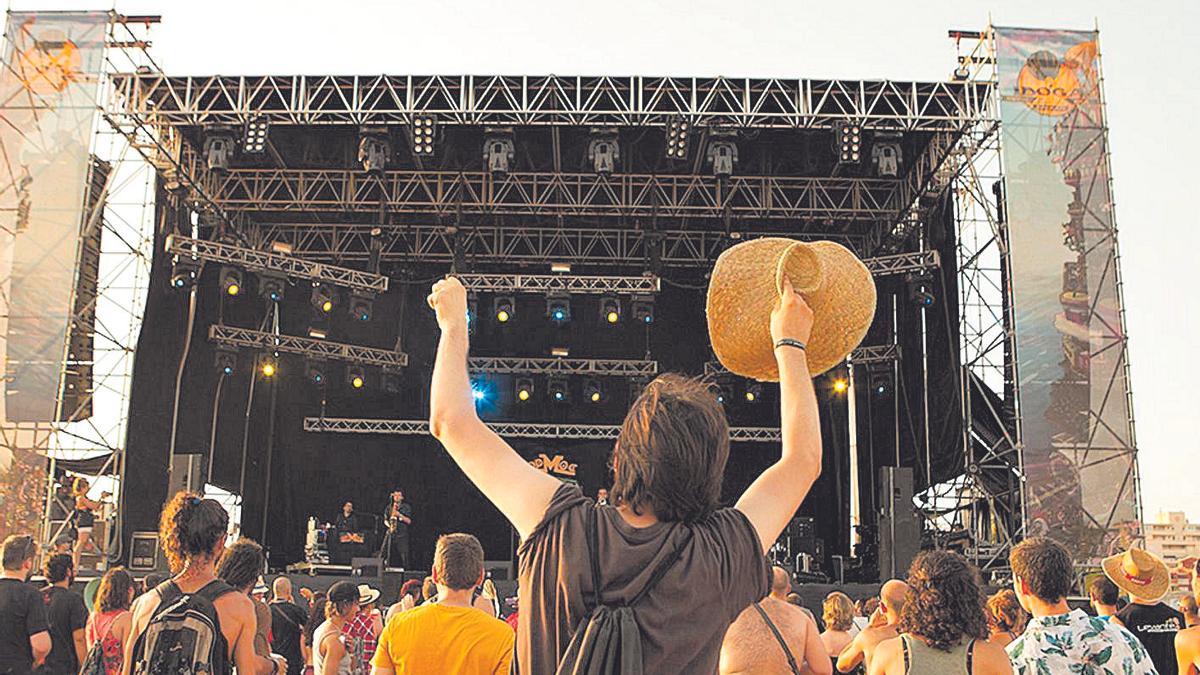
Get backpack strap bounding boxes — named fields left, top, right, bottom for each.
left=195, top=579, right=236, bottom=603
left=965, top=638, right=976, bottom=675
left=900, top=634, right=911, bottom=675
left=751, top=602, right=801, bottom=675
left=584, top=507, right=604, bottom=608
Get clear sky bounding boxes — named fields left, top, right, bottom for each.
left=13, top=0, right=1198, bottom=521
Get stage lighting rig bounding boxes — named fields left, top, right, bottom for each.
left=546, top=294, right=571, bottom=324
left=872, top=135, right=902, bottom=178
left=306, top=360, right=327, bottom=387
left=665, top=116, right=690, bottom=160
left=209, top=325, right=408, bottom=369
left=493, top=295, right=515, bottom=324
left=258, top=354, right=278, bottom=379
left=311, top=284, right=336, bottom=315
left=347, top=365, right=366, bottom=390
left=906, top=273, right=936, bottom=308
left=515, top=377, right=534, bottom=402
left=870, top=370, right=892, bottom=398
left=548, top=377, right=570, bottom=403
left=243, top=116, right=269, bottom=154
left=348, top=290, right=374, bottom=322
left=834, top=120, right=864, bottom=164
left=410, top=116, right=436, bottom=156
left=584, top=379, right=603, bottom=404
left=632, top=295, right=655, bottom=324
left=587, top=129, right=620, bottom=174
left=258, top=272, right=286, bottom=303
left=599, top=296, right=621, bottom=324
left=203, top=129, right=236, bottom=172
left=744, top=382, right=762, bottom=403
left=832, top=377, right=849, bottom=394
left=214, top=346, right=237, bottom=376
left=170, top=257, right=201, bottom=289
left=357, top=130, right=391, bottom=173
left=219, top=266, right=243, bottom=297
left=706, top=132, right=739, bottom=177
left=483, top=128, right=515, bottom=174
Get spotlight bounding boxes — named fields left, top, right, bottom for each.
left=715, top=383, right=728, bottom=405
left=470, top=378, right=490, bottom=405
left=306, top=360, right=327, bottom=387
left=599, top=296, right=621, bottom=324
left=548, top=378, right=569, bottom=403
left=357, top=131, right=391, bottom=173
left=347, top=365, right=365, bottom=390
left=203, top=131, right=236, bottom=172
left=258, top=354, right=278, bottom=379
left=584, top=379, right=603, bottom=404
left=214, top=346, right=237, bottom=376
left=870, top=371, right=892, bottom=398
left=493, top=296, right=515, bottom=324
left=243, top=116, right=269, bottom=154
left=349, top=291, right=373, bottom=322
left=834, top=121, right=864, bottom=164
left=872, top=141, right=902, bottom=178
left=483, top=129, right=515, bottom=174
left=744, top=382, right=762, bottom=403
left=706, top=135, right=739, bottom=177
left=515, top=377, right=534, bottom=403
left=632, top=295, right=655, bottom=324
left=311, top=285, right=336, bottom=314
left=410, top=116, right=436, bottom=157
left=219, top=266, right=243, bottom=297
left=587, top=130, right=620, bottom=174
left=665, top=116, right=691, bottom=160
left=832, top=378, right=848, bottom=394
left=906, top=274, right=936, bottom=308
left=170, top=257, right=201, bottom=289
left=258, top=273, right=286, bottom=303
left=382, top=368, right=401, bottom=394
left=546, top=294, right=571, bottom=324
left=550, top=346, right=570, bottom=358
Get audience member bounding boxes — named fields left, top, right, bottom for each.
left=270, top=577, right=310, bottom=675
left=302, top=594, right=328, bottom=674
left=372, top=534, right=514, bottom=674
left=1007, top=537, right=1155, bottom=675
left=1105, top=547, right=1185, bottom=675
left=341, top=584, right=382, bottom=672
left=1173, top=558, right=1199, bottom=674
left=473, top=577, right=499, bottom=617
left=837, top=579, right=908, bottom=673
left=820, top=591, right=857, bottom=662
left=124, top=492, right=275, bottom=675
left=427, top=275, right=822, bottom=673
left=0, top=535, right=51, bottom=673
left=1088, top=575, right=1124, bottom=625
left=984, top=589, right=1028, bottom=649
left=313, top=582, right=360, bottom=675
left=420, top=576, right=436, bottom=604
left=217, top=537, right=285, bottom=675
left=720, top=568, right=830, bottom=675
left=38, top=553, right=87, bottom=675
left=140, top=572, right=169, bottom=597
left=1181, top=595, right=1199, bottom=629
left=869, top=550, right=1011, bottom=675
left=385, top=580, right=422, bottom=622
left=84, top=567, right=135, bottom=675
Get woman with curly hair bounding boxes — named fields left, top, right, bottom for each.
left=985, top=589, right=1028, bottom=648
left=868, top=551, right=1012, bottom=675
left=85, top=567, right=135, bottom=675
left=820, top=591, right=857, bottom=664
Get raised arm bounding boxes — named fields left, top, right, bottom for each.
left=735, top=278, right=821, bottom=554
left=835, top=631, right=866, bottom=673
left=427, top=277, right=563, bottom=540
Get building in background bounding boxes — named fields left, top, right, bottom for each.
left=1144, top=511, right=1200, bottom=598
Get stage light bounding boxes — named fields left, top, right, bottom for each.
left=358, top=132, right=391, bottom=173
left=349, top=291, right=373, bottom=322
left=307, top=326, right=328, bottom=340
left=872, top=142, right=902, bottom=178
left=546, top=294, right=571, bottom=324
left=870, top=371, right=892, bottom=398
left=493, top=296, right=514, bottom=324
left=588, top=130, right=620, bottom=174
left=203, top=131, right=236, bottom=172
left=306, top=360, right=327, bottom=387
left=214, top=346, right=237, bottom=376
left=745, top=382, right=762, bottom=403
left=170, top=257, right=201, bottom=289
left=258, top=273, right=286, bottom=303
left=833, top=378, right=848, bottom=394
left=410, top=116, right=436, bottom=156
left=550, top=262, right=572, bottom=274
left=382, top=369, right=401, bottom=394
left=311, top=285, right=336, bottom=314
left=584, top=379, right=603, bottom=404
left=470, top=378, right=490, bottom=404
left=632, top=295, right=655, bottom=324
left=219, top=266, right=243, bottom=297
left=715, top=383, right=728, bottom=405
left=548, top=377, right=569, bottom=403
left=835, top=121, right=864, bottom=164
left=706, top=136, right=739, bottom=177
left=906, top=274, right=936, bottom=308
left=258, top=355, right=278, bottom=379
left=665, top=116, right=691, bottom=160
left=347, top=366, right=366, bottom=390
left=483, top=129, right=515, bottom=174
left=515, top=377, right=534, bottom=402
left=243, top=116, right=269, bottom=154
left=550, top=346, right=570, bottom=358
left=599, top=296, right=621, bottom=324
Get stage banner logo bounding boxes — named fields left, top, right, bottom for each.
left=0, top=12, right=107, bottom=423
left=995, top=27, right=1140, bottom=563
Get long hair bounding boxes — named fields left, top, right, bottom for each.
left=823, top=592, right=856, bottom=631
left=898, top=550, right=989, bottom=652
left=303, top=596, right=327, bottom=646
left=95, top=567, right=136, bottom=613
left=986, top=589, right=1028, bottom=634
left=159, top=491, right=228, bottom=573
left=216, top=538, right=264, bottom=591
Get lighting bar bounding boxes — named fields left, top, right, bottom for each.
left=468, top=357, right=658, bottom=377
left=209, top=325, right=407, bottom=368
left=457, top=273, right=660, bottom=294
left=303, top=417, right=781, bottom=442
left=703, top=344, right=899, bottom=377
left=863, top=250, right=940, bottom=277
left=166, top=234, right=388, bottom=293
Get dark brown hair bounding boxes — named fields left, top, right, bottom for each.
left=898, top=550, right=989, bottom=652
left=43, top=552, right=74, bottom=583
left=399, top=579, right=422, bottom=600
left=610, top=374, right=729, bottom=523
left=1010, top=537, right=1073, bottom=603
left=1, top=534, right=36, bottom=571
left=217, top=537, right=264, bottom=591
left=985, top=589, right=1028, bottom=633
left=96, top=567, right=136, bottom=613
left=433, top=533, right=484, bottom=590
left=1088, top=574, right=1120, bottom=606
left=159, top=491, right=229, bottom=573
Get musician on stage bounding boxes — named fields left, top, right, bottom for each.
left=381, top=489, right=413, bottom=569
left=336, top=501, right=359, bottom=534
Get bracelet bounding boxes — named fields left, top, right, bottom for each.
left=774, top=338, right=807, bottom=352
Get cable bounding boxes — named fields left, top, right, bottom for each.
left=167, top=283, right=199, bottom=470
left=206, top=371, right=227, bottom=487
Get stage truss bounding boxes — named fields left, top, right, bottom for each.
left=303, top=417, right=781, bottom=442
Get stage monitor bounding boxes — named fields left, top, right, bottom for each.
left=128, top=531, right=160, bottom=572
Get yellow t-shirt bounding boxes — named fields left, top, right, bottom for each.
left=371, top=603, right=514, bottom=675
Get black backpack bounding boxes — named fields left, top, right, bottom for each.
left=132, top=580, right=236, bottom=675
left=554, top=510, right=693, bottom=675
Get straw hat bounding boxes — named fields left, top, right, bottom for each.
left=706, top=238, right=876, bottom=380
left=1102, top=547, right=1171, bottom=603
left=356, top=583, right=381, bottom=605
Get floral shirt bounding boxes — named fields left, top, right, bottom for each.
left=1007, top=609, right=1159, bottom=675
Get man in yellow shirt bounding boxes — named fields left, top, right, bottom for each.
left=371, top=534, right=513, bottom=675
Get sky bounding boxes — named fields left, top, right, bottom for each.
left=12, top=0, right=1199, bottom=522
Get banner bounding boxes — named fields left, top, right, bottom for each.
left=995, top=27, right=1140, bottom=563
left=0, top=11, right=107, bottom=422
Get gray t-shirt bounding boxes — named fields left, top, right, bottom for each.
left=516, top=484, right=770, bottom=674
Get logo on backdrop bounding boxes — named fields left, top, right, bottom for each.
left=1010, top=40, right=1097, bottom=116
left=530, top=453, right=577, bottom=478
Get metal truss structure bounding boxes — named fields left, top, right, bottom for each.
left=703, top=344, right=900, bottom=378
left=303, top=417, right=781, bottom=442
left=208, top=325, right=408, bottom=368
left=110, top=74, right=990, bottom=130
left=458, top=273, right=659, bottom=294
left=166, top=234, right=389, bottom=293
left=863, top=251, right=940, bottom=277
left=468, top=357, right=657, bottom=377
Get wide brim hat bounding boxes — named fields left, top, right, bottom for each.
left=356, top=583, right=381, bottom=605
left=706, top=238, right=876, bottom=380
left=1102, top=547, right=1171, bottom=603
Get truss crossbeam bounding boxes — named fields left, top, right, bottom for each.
left=704, top=343, right=899, bottom=377
left=303, top=417, right=780, bottom=442
left=457, top=273, right=659, bottom=294
left=208, top=325, right=408, bottom=368
left=469, top=357, right=658, bottom=376
left=863, top=250, right=940, bottom=276
left=167, top=234, right=388, bottom=293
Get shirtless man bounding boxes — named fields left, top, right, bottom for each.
left=836, top=580, right=907, bottom=673
left=720, top=567, right=831, bottom=675
left=1176, top=557, right=1200, bottom=675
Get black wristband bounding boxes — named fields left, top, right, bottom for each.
left=774, top=338, right=807, bottom=351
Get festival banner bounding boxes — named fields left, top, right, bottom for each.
left=994, top=27, right=1140, bottom=563
left=0, top=12, right=107, bottom=422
